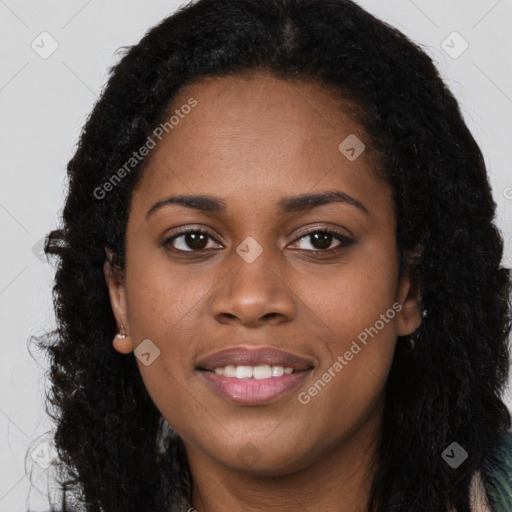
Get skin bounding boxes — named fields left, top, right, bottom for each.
left=104, top=71, right=422, bottom=512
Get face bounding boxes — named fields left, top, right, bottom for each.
left=105, top=72, right=421, bottom=476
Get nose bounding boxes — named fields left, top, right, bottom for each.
left=211, top=246, right=296, bottom=328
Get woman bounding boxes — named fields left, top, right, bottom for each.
left=41, top=0, right=512, bottom=511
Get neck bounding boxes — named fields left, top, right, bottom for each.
left=184, top=401, right=383, bottom=512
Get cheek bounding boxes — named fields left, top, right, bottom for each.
left=124, top=264, right=203, bottom=423
left=302, top=242, right=400, bottom=344
left=298, top=245, right=399, bottom=407
left=294, top=282, right=398, bottom=447
left=124, top=255, right=212, bottom=340
left=123, top=261, right=210, bottom=406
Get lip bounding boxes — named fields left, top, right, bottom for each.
left=196, top=346, right=314, bottom=406
left=196, top=346, right=314, bottom=371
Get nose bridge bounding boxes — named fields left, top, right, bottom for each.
left=211, top=235, right=295, bottom=325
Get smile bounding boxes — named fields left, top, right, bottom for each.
left=210, top=365, right=294, bottom=378
left=196, top=346, right=314, bottom=405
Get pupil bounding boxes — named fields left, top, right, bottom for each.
left=187, top=232, right=207, bottom=250
left=312, top=232, right=332, bottom=250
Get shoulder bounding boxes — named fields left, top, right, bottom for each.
left=480, top=429, right=512, bottom=512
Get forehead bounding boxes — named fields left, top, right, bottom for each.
left=130, top=72, right=391, bottom=221
left=161, top=72, right=365, bottom=163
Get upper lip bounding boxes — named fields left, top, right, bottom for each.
left=196, top=346, right=315, bottom=371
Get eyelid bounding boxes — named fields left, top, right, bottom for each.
left=170, top=224, right=220, bottom=239
left=163, top=224, right=354, bottom=252
left=290, top=224, right=354, bottom=242
left=163, top=225, right=223, bottom=251
left=287, top=226, right=354, bottom=251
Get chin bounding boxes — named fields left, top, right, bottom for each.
left=210, top=439, right=320, bottom=476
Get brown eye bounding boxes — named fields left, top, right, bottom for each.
left=309, top=232, right=335, bottom=250
left=290, top=229, right=354, bottom=253
left=164, top=229, right=221, bottom=252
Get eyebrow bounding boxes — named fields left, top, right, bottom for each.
left=146, top=190, right=368, bottom=219
left=278, top=191, right=368, bottom=215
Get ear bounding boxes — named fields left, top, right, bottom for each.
left=396, top=248, right=423, bottom=336
left=103, top=248, right=133, bottom=354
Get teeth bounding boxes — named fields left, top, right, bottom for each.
left=235, top=366, right=253, bottom=379
left=254, top=365, right=272, bottom=379
left=224, top=365, right=236, bottom=378
left=272, top=365, right=284, bottom=377
left=212, top=365, right=295, bottom=379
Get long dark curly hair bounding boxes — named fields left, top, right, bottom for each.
left=38, top=0, right=511, bottom=510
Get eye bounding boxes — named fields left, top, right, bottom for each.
left=163, top=228, right=222, bottom=252
left=163, top=226, right=353, bottom=254
left=289, top=228, right=354, bottom=253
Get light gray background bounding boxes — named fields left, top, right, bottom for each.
left=1, top=1, right=511, bottom=510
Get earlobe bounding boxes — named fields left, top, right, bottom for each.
left=396, top=277, right=423, bottom=337
left=395, top=246, right=425, bottom=337
left=103, top=249, right=133, bottom=354
left=112, top=326, right=133, bottom=354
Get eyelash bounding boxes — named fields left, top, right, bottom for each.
left=163, top=226, right=354, bottom=256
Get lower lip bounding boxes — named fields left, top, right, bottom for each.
left=199, top=370, right=312, bottom=405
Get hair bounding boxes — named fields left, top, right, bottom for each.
left=38, top=0, right=511, bottom=511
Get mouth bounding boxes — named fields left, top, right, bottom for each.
left=203, top=364, right=297, bottom=378
left=196, top=346, right=314, bottom=405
